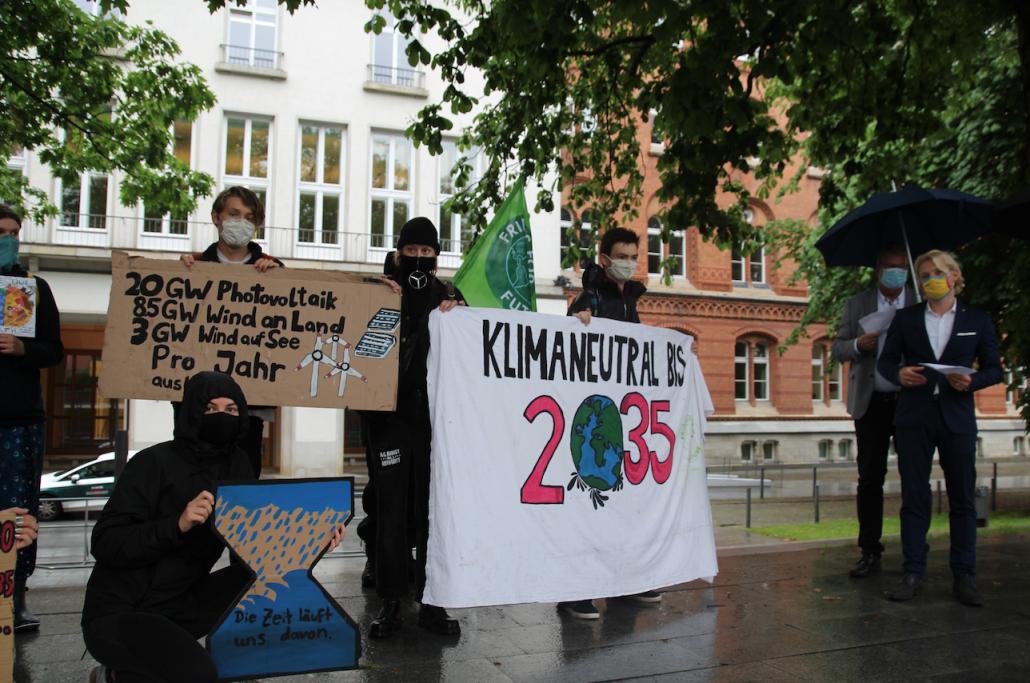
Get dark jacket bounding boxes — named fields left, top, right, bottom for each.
left=0, top=263, right=64, bottom=426
left=382, top=256, right=464, bottom=409
left=878, top=299, right=1003, bottom=435
left=82, top=372, right=255, bottom=625
left=197, top=241, right=284, bottom=266
left=567, top=263, right=646, bottom=323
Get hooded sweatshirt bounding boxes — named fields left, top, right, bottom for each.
left=0, top=263, right=64, bottom=426
left=567, top=262, right=647, bottom=323
left=82, top=372, right=255, bottom=626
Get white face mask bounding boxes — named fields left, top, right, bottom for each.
left=220, top=218, right=256, bottom=248
left=605, top=258, right=637, bottom=282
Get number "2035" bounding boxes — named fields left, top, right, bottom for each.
left=521, top=393, right=676, bottom=504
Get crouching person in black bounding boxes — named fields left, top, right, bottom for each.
left=82, top=372, right=344, bottom=682
left=365, top=217, right=464, bottom=639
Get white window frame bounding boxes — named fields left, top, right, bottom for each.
left=559, top=207, right=574, bottom=268
left=368, top=131, right=413, bottom=255
left=72, top=0, right=120, bottom=17
left=1014, top=436, right=1025, bottom=456
left=369, top=10, right=417, bottom=86
left=734, top=341, right=749, bottom=401
left=811, top=346, right=825, bottom=402
left=295, top=123, right=346, bottom=252
left=732, top=208, right=766, bottom=285
left=818, top=439, right=833, bottom=461
left=57, top=172, right=109, bottom=232
left=647, top=217, right=685, bottom=278
left=225, top=0, right=279, bottom=69
left=838, top=439, right=853, bottom=461
left=139, top=121, right=195, bottom=245
left=436, top=141, right=482, bottom=257
left=762, top=440, right=777, bottom=462
left=222, top=114, right=272, bottom=242
left=740, top=440, right=756, bottom=463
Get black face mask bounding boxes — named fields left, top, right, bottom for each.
left=198, top=412, right=240, bottom=447
left=398, top=255, right=436, bottom=291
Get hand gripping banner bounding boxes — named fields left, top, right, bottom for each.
left=207, top=479, right=359, bottom=680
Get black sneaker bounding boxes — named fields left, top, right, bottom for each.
left=558, top=600, right=600, bottom=619
left=849, top=553, right=881, bottom=578
left=888, top=573, right=924, bottom=601
left=615, top=590, right=662, bottom=604
left=953, top=575, right=984, bottom=607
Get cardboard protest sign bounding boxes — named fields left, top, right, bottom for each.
left=0, top=275, right=37, bottom=337
left=423, top=307, right=717, bottom=608
left=0, top=511, right=17, bottom=683
left=100, top=252, right=399, bottom=409
left=208, top=479, right=358, bottom=681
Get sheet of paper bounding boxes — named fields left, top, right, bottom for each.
left=859, top=307, right=896, bottom=334
left=921, top=363, right=976, bottom=376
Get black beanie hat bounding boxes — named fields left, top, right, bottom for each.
left=396, top=216, right=441, bottom=254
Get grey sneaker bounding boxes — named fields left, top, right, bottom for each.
left=616, top=590, right=663, bottom=604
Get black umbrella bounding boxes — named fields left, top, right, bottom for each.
left=994, top=188, right=1030, bottom=239
left=815, top=185, right=995, bottom=302
left=816, top=185, right=995, bottom=268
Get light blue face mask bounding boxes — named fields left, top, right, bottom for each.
left=879, top=267, right=907, bottom=290
left=0, top=235, right=19, bottom=271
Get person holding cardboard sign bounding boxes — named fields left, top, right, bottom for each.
left=363, top=217, right=465, bottom=639
left=180, top=187, right=284, bottom=477
left=82, top=372, right=345, bottom=683
left=0, top=204, right=64, bottom=634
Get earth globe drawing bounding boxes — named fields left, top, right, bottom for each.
left=568, top=394, right=624, bottom=508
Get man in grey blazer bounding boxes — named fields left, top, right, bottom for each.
left=832, top=245, right=913, bottom=578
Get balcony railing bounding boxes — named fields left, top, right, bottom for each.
left=221, top=44, right=283, bottom=71
left=24, top=214, right=471, bottom=270
left=366, top=64, right=425, bottom=90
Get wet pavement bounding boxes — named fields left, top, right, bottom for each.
left=13, top=531, right=1030, bottom=682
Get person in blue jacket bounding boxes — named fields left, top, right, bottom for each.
left=878, top=250, right=1002, bottom=606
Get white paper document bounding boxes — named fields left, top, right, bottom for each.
left=921, top=363, right=976, bottom=376
left=859, top=308, right=896, bottom=334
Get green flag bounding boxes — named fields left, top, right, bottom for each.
left=453, top=178, right=536, bottom=311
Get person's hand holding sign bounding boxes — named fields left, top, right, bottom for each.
left=178, top=491, right=215, bottom=533
left=3, top=507, right=38, bottom=549
left=328, top=524, right=347, bottom=551
left=0, top=332, right=25, bottom=356
left=253, top=256, right=280, bottom=273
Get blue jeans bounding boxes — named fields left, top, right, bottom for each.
left=895, top=405, right=977, bottom=577
left=0, top=422, right=44, bottom=580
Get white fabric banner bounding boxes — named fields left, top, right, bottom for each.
left=423, top=307, right=716, bottom=608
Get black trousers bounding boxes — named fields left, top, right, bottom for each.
left=365, top=405, right=431, bottom=601
left=854, top=392, right=898, bottom=555
left=356, top=415, right=377, bottom=559
left=896, top=405, right=978, bottom=576
left=82, top=565, right=248, bottom=683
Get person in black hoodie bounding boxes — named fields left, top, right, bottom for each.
left=563, top=226, right=662, bottom=620
left=180, top=186, right=283, bottom=477
left=0, top=204, right=64, bottom=633
left=81, top=372, right=344, bottom=683
left=364, top=217, right=465, bottom=639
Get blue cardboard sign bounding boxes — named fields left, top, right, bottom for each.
left=207, top=478, right=359, bottom=680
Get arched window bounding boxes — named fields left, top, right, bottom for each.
left=735, top=337, right=771, bottom=403
left=646, top=216, right=685, bottom=278
left=731, top=208, right=765, bottom=285
left=559, top=207, right=573, bottom=267
left=811, top=342, right=842, bottom=405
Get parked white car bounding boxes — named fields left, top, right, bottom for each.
left=37, top=451, right=138, bottom=522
